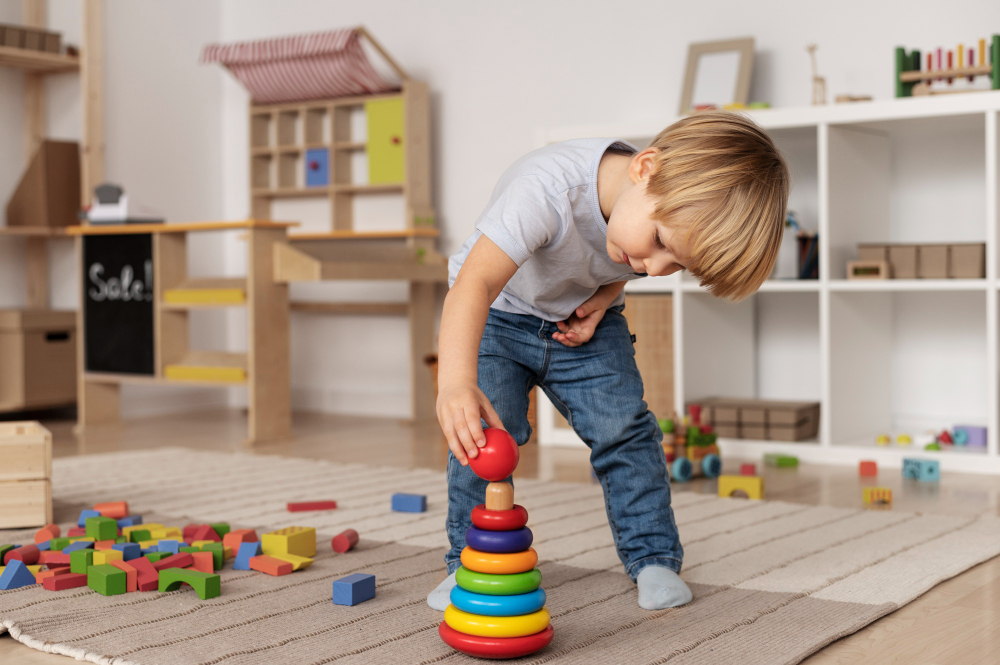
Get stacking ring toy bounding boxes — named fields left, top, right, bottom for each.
left=465, top=525, right=533, bottom=553
left=455, top=566, right=542, bottom=595
left=450, top=586, right=546, bottom=617
left=444, top=605, right=550, bottom=638
left=439, top=622, right=554, bottom=659
left=461, top=546, right=537, bottom=574
left=471, top=504, right=528, bottom=531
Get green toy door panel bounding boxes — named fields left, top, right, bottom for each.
left=366, top=97, right=405, bottom=185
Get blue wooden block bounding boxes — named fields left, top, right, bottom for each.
left=140, top=547, right=158, bottom=556
left=305, top=148, right=330, bottom=187
left=157, top=540, right=180, bottom=555
left=77, top=509, right=101, bottom=528
left=64, top=541, right=95, bottom=554
left=903, top=458, right=940, bottom=482
left=0, top=560, right=37, bottom=590
left=391, top=493, right=427, bottom=513
left=117, top=515, right=143, bottom=528
left=112, top=542, right=142, bottom=561
left=332, top=573, right=376, bottom=606
left=233, top=541, right=262, bottom=571
left=37, top=540, right=51, bottom=551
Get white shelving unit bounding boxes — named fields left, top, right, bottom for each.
left=536, top=91, right=1000, bottom=475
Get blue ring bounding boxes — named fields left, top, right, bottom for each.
left=450, top=586, right=547, bottom=617
left=465, top=526, right=533, bottom=553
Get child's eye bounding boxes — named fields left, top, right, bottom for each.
left=654, top=233, right=666, bottom=250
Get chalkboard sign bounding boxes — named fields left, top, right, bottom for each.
left=82, top=234, right=155, bottom=375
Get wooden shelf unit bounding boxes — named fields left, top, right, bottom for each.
left=0, top=44, right=78, bottom=73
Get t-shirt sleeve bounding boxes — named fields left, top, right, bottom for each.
left=476, top=176, right=564, bottom=267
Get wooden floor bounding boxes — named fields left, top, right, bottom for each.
left=2, top=408, right=1000, bottom=664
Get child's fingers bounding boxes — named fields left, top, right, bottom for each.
left=480, top=399, right=505, bottom=432
left=444, top=427, right=469, bottom=465
left=556, top=320, right=569, bottom=333
left=454, top=415, right=481, bottom=459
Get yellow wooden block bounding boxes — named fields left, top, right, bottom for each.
left=224, top=547, right=233, bottom=559
left=718, top=475, right=764, bottom=500
left=93, top=549, right=124, bottom=565
left=270, top=553, right=314, bottom=571
left=138, top=540, right=157, bottom=549
left=123, top=523, right=161, bottom=536
left=164, top=364, right=247, bottom=383
left=148, top=528, right=169, bottom=539
left=262, top=526, right=316, bottom=558
left=67, top=537, right=94, bottom=544
left=863, top=487, right=893, bottom=505
left=191, top=540, right=215, bottom=549
left=162, top=527, right=182, bottom=538
left=163, top=288, right=245, bottom=306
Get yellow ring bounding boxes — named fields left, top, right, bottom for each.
left=460, top=546, right=538, bottom=575
left=444, top=605, right=550, bottom=638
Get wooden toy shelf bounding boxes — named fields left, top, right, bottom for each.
left=0, top=44, right=78, bottom=73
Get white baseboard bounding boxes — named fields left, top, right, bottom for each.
left=226, top=385, right=410, bottom=419
left=120, top=385, right=230, bottom=418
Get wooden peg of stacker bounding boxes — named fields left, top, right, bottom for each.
left=485, top=482, right=513, bottom=511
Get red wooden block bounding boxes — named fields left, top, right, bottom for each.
left=152, top=552, right=194, bottom=571
left=222, top=529, right=258, bottom=554
left=39, top=552, right=71, bottom=567
left=191, top=525, right=221, bottom=543
left=740, top=464, right=756, bottom=476
left=42, top=572, right=88, bottom=591
left=35, top=568, right=74, bottom=585
left=188, top=552, right=214, bottom=574
left=5, top=544, right=40, bottom=565
left=859, top=460, right=878, bottom=477
left=110, top=560, right=138, bottom=592
left=34, top=523, right=61, bottom=544
left=93, top=501, right=129, bottom=519
left=287, top=501, right=337, bottom=512
left=331, top=529, right=359, bottom=554
left=249, top=555, right=293, bottom=576
left=94, top=540, right=116, bottom=551
left=183, top=523, right=200, bottom=540
left=67, top=527, right=86, bottom=537
left=129, top=557, right=160, bottom=591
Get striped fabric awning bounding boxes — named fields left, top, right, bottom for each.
left=201, top=28, right=400, bottom=104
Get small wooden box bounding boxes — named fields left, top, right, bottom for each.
left=918, top=245, right=949, bottom=279
left=949, top=243, right=986, bottom=279
left=0, top=421, right=53, bottom=528
left=847, top=260, right=889, bottom=280
left=888, top=245, right=918, bottom=279
left=766, top=401, right=821, bottom=441
left=0, top=479, right=52, bottom=529
left=1, top=24, right=25, bottom=48
left=857, top=244, right=889, bottom=262
left=0, top=310, right=77, bottom=411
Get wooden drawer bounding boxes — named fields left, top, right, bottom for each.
left=0, top=421, right=52, bottom=481
left=0, top=479, right=52, bottom=528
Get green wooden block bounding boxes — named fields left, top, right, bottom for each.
left=764, top=453, right=799, bottom=468
left=180, top=546, right=200, bottom=554
left=86, top=516, right=118, bottom=541
left=115, top=536, right=128, bottom=544
left=70, top=549, right=95, bottom=574
left=210, top=523, right=230, bottom=539
left=0, top=545, right=14, bottom=560
left=144, top=552, right=171, bottom=563
left=88, top=564, right=126, bottom=596
left=129, top=529, right=151, bottom=543
left=201, top=542, right=224, bottom=570
left=158, top=568, right=221, bottom=600
left=49, top=538, right=71, bottom=552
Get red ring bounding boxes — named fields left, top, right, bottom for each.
left=439, top=622, right=553, bottom=659
left=471, top=504, right=529, bottom=531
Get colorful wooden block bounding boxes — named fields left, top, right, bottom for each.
left=112, top=542, right=141, bottom=561
left=93, top=549, right=124, bottom=566
left=222, top=529, right=258, bottom=554
left=191, top=524, right=221, bottom=543
left=210, top=523, right=230, bottom=539
left=718, top=475, right=765, bottom=499
left=5, top=543, right=39, bottom=565
left=64, top=540, right=94, bottom=554
left=152, top=552, right=194, bottom=571
left=859, top=460, right=878, bottom=477
left=0, top=545, right=13, bottom=560
left=182, top=523, right=200, bottom=541
left=249, top=555, right=293, bottom=576
left=270, top=553, right=314, bottom=571
left=70, top=548, right=95, bottom=573
left=35, top=567, right=74, bottom=585
left=332, top=529, right=359, bottom=554
left=77, top=509, right=101, bottom=528
left=863, top=487, right=893, bottom=505
left=188, top=552, right=215, bottom=573
left=391, top=493, right=427, bottom=513
left=49, top=537, right=70, bottom=552
left=117, top=515, right=143, bottom=528
left=43, top=571, right=88, bottom=591
left=200, top=542, right=225, bottom=570
left=128, top=530, right=151, bottom=544
left=128, top=556, right=160, bottom=591
left=88, top=564, right=127, bottom=596
left=739, top=464, right=756, bottom=476
left=93, top=540, right=116, bottom=551
left=109, top=560, right=138, bottom=592
left=332, top=573, right=375, bottom=606
left=190, top=540, right=216, bottom=549
left=144, top=551, right=171, bottom=563
left=0, top=560, right=37, bottom=590
left=157, top=540, right=181, bottom=554
left=262, top=526, right=316, bottom=558
left=233, top=541, right=262, bottom=570
left=158, top=568, right=221, bottom=599
left=39, top=551, right=70, bottom=567
left=764, top=454, right=798, bottom=468
left=66, top=527, right=86, bottom=537
left=287, top=501, right=337, bottom=512
left=34, top=523, right=60, bottom=544
left=124, top=522, right=159, bottom=536
left=85, top=516, right=117, bottom=541
left=94, top=501, right=129, bottom=519
left=903, top=458, right=940, bottom=482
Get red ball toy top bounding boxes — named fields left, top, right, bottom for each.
left=468, top=428, right=519, bottom=481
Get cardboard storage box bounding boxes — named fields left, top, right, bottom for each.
left=0, top=421, right=53, bottom=528
left=857, top=244, right=889, bottom=262
left=918, top=244, right=949, bottom=279
left=0, top=310, right=77, bottom=411
left=888, top=245, right=918, bottom=279
left=950, top=243, right=986, bottom=279
left=692, top=398, right=820, bottom=442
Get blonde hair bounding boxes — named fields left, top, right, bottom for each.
left=646, top=111, right=789, bottom=301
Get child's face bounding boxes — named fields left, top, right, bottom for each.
left=606, top=179, right=691, bottom=278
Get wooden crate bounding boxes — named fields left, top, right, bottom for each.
left=692, top=398, right=820, bottom=442
left=0, top=309, right=77, bottom=412
left=0, top=421, right=53, bottom=528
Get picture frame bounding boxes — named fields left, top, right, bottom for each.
left=678, top=37, right=755, bottom=115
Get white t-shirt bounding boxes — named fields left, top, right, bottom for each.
left=448, top=138, right=646, bottom=322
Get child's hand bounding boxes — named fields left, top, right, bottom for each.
left=553, top=302, right=607, bottom=347
left=437, top=383, right=506, bottom=466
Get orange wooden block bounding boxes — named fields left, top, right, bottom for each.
left=188, top=552, right=214, bottom=573
left=110, top=560, right=138, bottom=592
left=39, top=551, right=71, bottom=567
left=248, top=555, right=293, bottom=576
left=34, top=523, right=61, bottom=544
left=94, top=501, right=129, bottom=519
left=94, top=540, right=116, bottom=551
left=859, top=460, right=878, bottom=477
left=222, top=529, right=258, bottom=554
left=35, top=568, right=74, bottom=585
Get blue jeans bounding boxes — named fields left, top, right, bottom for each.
left=445, top=305, right=683, bottom=582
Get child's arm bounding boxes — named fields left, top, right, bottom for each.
left=552, top=281, right=626, bottom=347
left=438, top=235, right=520, bottom=466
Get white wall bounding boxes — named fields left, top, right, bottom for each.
left=3, top=0, right=998, bottom=418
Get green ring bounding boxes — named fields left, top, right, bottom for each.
left=455, top=566, right=542, bottom=596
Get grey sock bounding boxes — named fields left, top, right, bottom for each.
left=427, top=571, right=458, bottom=611
left=636, top=565, right=693, bottom=610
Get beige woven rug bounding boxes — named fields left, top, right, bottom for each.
left=2, top=449, right=1000, bottom=665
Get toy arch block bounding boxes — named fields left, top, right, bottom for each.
left=158, top=568, right=221, bottom=600
left=718, top=475, right=764, bottom=500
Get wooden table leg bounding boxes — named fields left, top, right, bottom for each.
left=408, top=281, right=437, bottom=421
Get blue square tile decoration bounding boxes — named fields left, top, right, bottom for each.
left=306, top=148, right=330, bottom=187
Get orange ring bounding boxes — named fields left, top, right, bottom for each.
left=460, top=546, right=538, bottom=575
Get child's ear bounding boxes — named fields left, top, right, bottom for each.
left=629, top=148, right=658, bottom=183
